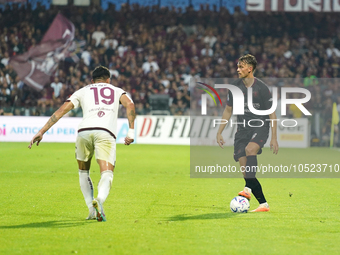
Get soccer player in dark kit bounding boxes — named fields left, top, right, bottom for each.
left=216, top=54, right=279, bottom=212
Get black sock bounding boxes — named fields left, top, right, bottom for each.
left=245, top=178, right=267, bottom=204
left=244, top=155, right=267, bottom=204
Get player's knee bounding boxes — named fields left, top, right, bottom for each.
left=77, top=159, right=91, bottom=170
left=245, top=169, right=256, bottom=179
left=245, top=145, right=258, bottom=156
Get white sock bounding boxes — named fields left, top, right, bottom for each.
left=97, top=170, right=114, bottom=204
left=260, top=202, right=269, bottom=207
left=244, top=187, right=252, bottom=194
left=79, top=170, right=94, bottom=210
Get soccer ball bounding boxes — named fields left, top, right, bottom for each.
left=230, top=196, right=250, bottom=213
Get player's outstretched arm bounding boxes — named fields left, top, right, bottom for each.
left=216, top=105, right=233, bottom=149
left=268, top=112, right=279, bottom=154
left=120, top=94, right=136, bottom=146
left=28, top=101, right=74, bottom=149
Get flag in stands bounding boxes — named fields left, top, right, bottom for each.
left=9, top=13, right=75, bottom=91
left=332, top=102, right=339, bottom=125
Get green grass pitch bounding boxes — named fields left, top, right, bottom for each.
left=0, top=142, right=339, bottom=254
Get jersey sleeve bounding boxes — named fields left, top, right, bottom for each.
left=67, top=89, right=82, bottom=109
left=226, top=89, right=233, bottom=107
left=118, top=88, right=127, bottom=103
left=260, top=84, right=273, bottom=110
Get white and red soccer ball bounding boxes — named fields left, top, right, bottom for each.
left=230, top=196, right=250, bottom=213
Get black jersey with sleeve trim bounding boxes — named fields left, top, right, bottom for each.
left=226, top=78, right=273, bottom=130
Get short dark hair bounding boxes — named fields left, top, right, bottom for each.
left=92, top=66, right=111, bottom=82
left=239, top=54, right=257, bottom=72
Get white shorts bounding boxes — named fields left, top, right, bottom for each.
left=76, top=130, right=116, bottom=166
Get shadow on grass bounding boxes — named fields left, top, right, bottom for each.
left=167, top=212, right=238, bottom=221
left=155, top=203, right=226, bottom=210
left=0, top=220, right=96, bottom=229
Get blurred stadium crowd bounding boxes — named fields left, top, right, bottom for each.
left=0, top=3, right=340, bottom=145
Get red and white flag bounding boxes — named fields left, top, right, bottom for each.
left=9, top=13, right=75, bottom=91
